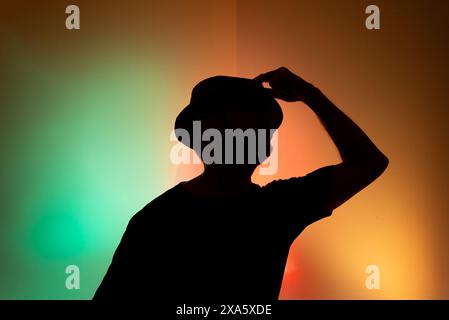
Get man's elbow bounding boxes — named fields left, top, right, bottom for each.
left=368, top=153, right=389, bottom=179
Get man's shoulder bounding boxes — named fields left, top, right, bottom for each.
left=130, top=183, right=184, bottom=221
left=261, top=176, right=305, bottom=193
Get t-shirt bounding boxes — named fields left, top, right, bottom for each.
left=94, top=166, right=334, bottom=301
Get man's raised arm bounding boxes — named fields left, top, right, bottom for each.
left=253, top=67, right=389, bottom=211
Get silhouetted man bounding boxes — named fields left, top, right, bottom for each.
left=94, top=67, right=388, bottom=301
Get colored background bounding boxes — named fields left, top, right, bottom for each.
left=0, top=0, right=448, bottom=299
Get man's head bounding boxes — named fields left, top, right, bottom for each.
left=175, top=76, right=283, bottom=172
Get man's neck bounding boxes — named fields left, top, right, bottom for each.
left=183, top=166, right=257, bottom=197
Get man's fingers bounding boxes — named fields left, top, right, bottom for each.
left=262, top=87, right=275, bottom=95
left=252, top=67, right=291, bottom=82
left=262, top=87, right=287, bottom=100
left=251, top=73, right=268, bottom=84
left=252, top=69, right=279, bottom=83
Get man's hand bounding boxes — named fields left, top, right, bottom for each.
left=252, top=67, right=317, bottom=102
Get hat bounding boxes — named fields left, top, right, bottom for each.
left=174, top=76, right=283, bottom=148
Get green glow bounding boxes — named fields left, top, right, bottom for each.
left=1, top=37, right=174, bottom=299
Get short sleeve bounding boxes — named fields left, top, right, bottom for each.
left=262, top=165, right=335, bottom=232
